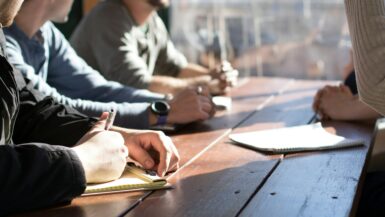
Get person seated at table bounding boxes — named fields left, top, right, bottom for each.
left=345, top=0, right=385, bottom=216
left=0, top=1, right=179, bottom=215
left=312, top=53, right=380, bottom=122
left=4, top=0, right=215, bottom=130
left=70, top=0, right=238, bottom=95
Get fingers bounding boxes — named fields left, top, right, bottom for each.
left=339, top=84, right=353, bottom=95
left=92, top=112, right=109, bottom=131
left=211, top=61, right=238, bottom=90
left=197, top=95, right=215, bottom=119
left=195, top=89, right=215, bottom=119
left=122, top=145, right=129, bottom=158
left=198, top=85, right=210, bottom=97
left=146, top=132, right=179, bottom=176
left=312, top=89, right=323, bottom=112
left=129, top=142, right=156, bottom=170
left=127, top=131, right=180, bottom=177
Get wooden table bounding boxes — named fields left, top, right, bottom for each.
left=15, top=77, right=374, bottom=217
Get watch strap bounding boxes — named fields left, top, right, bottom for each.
left=156, top=115, right=168, bottom=125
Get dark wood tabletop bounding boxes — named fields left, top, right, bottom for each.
left=14, top=77, right=374, bottom=217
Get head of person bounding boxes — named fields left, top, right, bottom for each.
left=146, top=0, right=169, bottom=9
left=0, top=0, right=24, bottom=27
left=47, top=0, right=74, bottom=23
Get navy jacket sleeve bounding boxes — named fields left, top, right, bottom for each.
left=0, top=53, right=95, bottom=215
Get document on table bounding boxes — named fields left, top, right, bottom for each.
left=83, top=163, right=171, bottom=196
left=229, top=123, right=364, bottom=153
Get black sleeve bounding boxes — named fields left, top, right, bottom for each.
left=0, top=143, right=86, bottom=216
left=13, top=83, right=96, bottom=146
left=0, top=70, right=96, bottom=215
left=343, top=70, right=358, bottom=95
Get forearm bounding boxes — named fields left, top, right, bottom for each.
left=14, top=87, right=95, bottom=146
left=0, top=144, right=86, bottom=215
left=148, top=75, right=188, bottom=94
left=345, top=0, right=385, bottom=115
left=57, top=95, right=152, bottom=129
left=178, top=63, right=210, bottom=78
left=148, top=75, right=211, bottom=95
left=353, top=99, right=382, bottom=120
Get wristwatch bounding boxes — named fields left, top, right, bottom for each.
left=150, top=100, right=170, bottom=125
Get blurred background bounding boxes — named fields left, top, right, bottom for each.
left=169, top=0, right=350, bottom=80
left=60, top=0, right=350, bottom=81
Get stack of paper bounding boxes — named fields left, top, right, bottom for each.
left=229, top=123, right=364, bottom=153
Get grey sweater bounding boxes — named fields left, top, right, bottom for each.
left=70, top=0, right=188, bottom=89
left=345, top=0, right=385, bottom=115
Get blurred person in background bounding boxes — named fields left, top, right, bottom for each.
left=71, top=0, right=238, bottom=95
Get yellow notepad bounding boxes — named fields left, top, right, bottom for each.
left=83, top=163, right=171, bottom=196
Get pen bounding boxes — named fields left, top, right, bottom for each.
left=105, top=108, right=116, bottom=130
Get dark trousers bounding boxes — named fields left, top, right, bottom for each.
left=357, top=172, right=385, bottom=217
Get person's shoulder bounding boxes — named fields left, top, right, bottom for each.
left=151, top=13, right=167, bottom=31
left=4, top=23, right=25, bottom=42
left=40, top=21, right=61, bottom=36
left=86, top=0, right=128, bottom=22
left=4, top=24, right=28, bottom=50
left=41, top=22, right=66, bottom=41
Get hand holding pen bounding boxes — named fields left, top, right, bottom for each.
left=91, top=108, right=180, bottom=177
left=105, top=108, right=117, bottom=130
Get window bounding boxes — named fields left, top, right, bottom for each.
left=170, top=0, right=350, bottom=80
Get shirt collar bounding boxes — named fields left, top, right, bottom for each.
left=7, top=23, right=44, bottom=45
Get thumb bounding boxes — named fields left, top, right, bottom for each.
left=92, top=112, right=109, bottom=130
left=129, top=145, right=155, bottom=170
left=340, top=85, right=351, bottom=94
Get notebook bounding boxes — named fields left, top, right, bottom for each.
left=229, top=122, right=364, bottom=153
left=212, top=96, right=232, bottom=110
left=83, top=163, right=171, bottom=196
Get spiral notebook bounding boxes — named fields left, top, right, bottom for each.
left=229, top=123, right=364, bottom=153
left=83, top=163, right=171, bottom=196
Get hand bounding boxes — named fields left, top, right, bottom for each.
left=313, top=84, right=355, bottom=120
left=73, top=112, right=128, bottom=183
left=113, top=128, right=180, bottom=177
left=166, top=87, right=215, bottom=124
left=209, top=61, right=238, bottom=95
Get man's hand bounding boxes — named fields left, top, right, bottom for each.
left=313, top=84, right=355, bottom=120
left=209, top=61, right=238, bottom=95
left=112, top=128, right=180, bottom=177
left=166, top=87, right=215, bottom=124
left=73, top=112, right=128, bottom=183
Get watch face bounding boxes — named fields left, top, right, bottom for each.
left=151, top=100, right=170, bottom=115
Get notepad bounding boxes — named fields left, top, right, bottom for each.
left=229, top=123, right=364, bottom=153
left=83, top=163, right=171, bottom=196
left=212, top=96, right=232, bottom=110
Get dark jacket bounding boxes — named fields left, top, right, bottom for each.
left=0, top=29, right=95, bottom=216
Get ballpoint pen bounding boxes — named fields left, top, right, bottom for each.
left=105, top=108, right=117, bottom=130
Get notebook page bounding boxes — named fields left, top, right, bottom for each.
left=229, top=123, right=363, bottom=152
